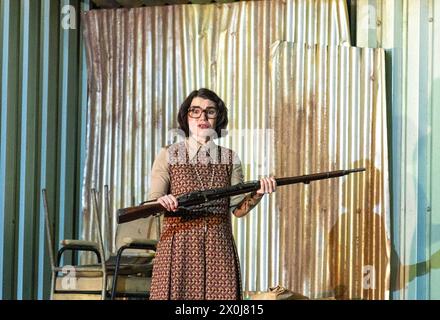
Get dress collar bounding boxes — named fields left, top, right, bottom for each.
left=186, top=136, right=218, bottom=161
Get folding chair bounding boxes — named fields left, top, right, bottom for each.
left=102, top=186, right=158, bottom=300
left=43, top=187, right=158, bottom=300
left=43, top=188, right=108, bottom=300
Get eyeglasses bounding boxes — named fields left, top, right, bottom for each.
left=188, top=106, right=218, bottom=119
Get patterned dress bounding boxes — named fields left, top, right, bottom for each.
left=149, top=142, right=242, bottom=300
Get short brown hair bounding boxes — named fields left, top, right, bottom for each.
left=177, top=88, right=228, bottom=138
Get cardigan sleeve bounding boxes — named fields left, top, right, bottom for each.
left=229, top=152, right=263, bottom=218
left=148, top=147, right=170, bottom=200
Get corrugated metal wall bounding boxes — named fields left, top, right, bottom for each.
left=0, top=0, right=89, bottom=299
left=356, top=0, right=440, bottom=299
left=271, top=41, right=389, bottom=299
left=0, top=0, right=404, bottom=300
left=81, top=0, right=351, bottom=295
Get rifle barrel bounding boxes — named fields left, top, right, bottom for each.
left=275, top=168, right=365, bottom=187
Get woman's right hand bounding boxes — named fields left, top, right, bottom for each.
left=157, top=194, right=179, bottom=212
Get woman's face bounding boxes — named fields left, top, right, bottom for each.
left=187, top=96, right=217, bottom=142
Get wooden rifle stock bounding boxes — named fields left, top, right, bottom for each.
left=117, top=168, right=365, bottom=224
left=117, top=201, right=165, bottom=224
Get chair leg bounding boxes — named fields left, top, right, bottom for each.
left=101, top=271, right=107, bottom=300
left=50, top=271, right=56, bottom=300
left=110, top=246, right=126, bottom=300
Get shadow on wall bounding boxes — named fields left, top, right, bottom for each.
left=328, top=155, right=440, bottom=299
left=328, top=159, right=389, bottom=299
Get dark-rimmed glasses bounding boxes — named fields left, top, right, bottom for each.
left=188, top=106, right=218, bottom=119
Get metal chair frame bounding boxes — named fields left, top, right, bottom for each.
left=43, top=187, right=159, bottom=300
left=43, top=188, right=108, bottom=299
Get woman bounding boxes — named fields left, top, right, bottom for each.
left=149, top=88, right=276, bottom=300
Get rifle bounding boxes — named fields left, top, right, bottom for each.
left=117, top=168, right=365, bottom=224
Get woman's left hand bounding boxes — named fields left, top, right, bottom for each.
left=256, top=176, right=277, bottom=196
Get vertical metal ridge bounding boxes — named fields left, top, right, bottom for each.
left=17, top=0, right=39, bottom=300
left=0, top=0, right=20, bottom=299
